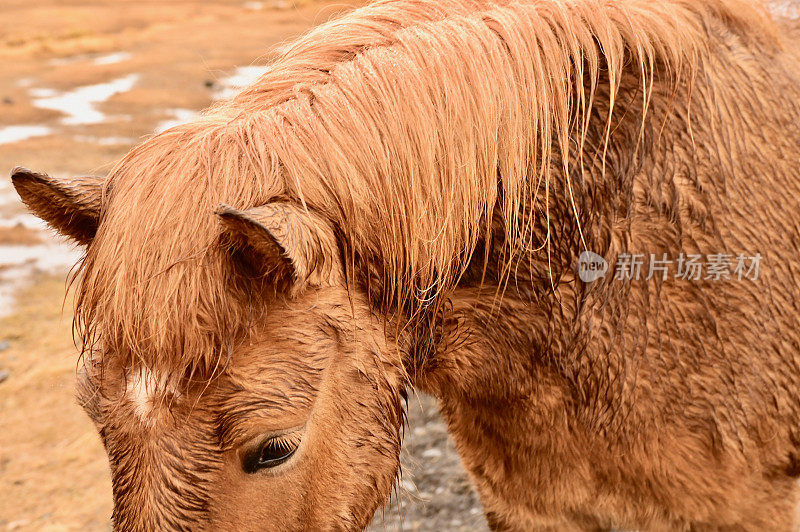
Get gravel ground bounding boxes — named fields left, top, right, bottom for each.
left=370, top=394, right=489, bottom=532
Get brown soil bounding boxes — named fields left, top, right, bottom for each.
left=0, top=1, right=487, bottom=530
left=0, top=225, right=41, bottom=245
left=0, top=276, right=111, bottom=531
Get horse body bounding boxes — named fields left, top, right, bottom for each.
left=12, top=0, right=800, bottom=529
left=424, top=14, right=800, bottom=529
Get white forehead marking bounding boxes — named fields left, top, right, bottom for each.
left=126, top=367, right=178, bottom=423
left=127, top=367, right=155, bottom=421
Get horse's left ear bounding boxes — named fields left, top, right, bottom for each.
left=11, top=167, right=103, bottom=245
left=216, top=202, right=341, bottom=292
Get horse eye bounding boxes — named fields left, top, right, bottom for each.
left=243, top=436, right=299, bottom=473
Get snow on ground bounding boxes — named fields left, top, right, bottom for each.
left=0, top=58, right=277, bottom=316
left=31, top=74, right=139, bottom=126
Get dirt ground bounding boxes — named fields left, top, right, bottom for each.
left=0, top=1, right=487, bottom=530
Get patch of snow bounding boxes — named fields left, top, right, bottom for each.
left=215, top=65, right=270, bottom=100
left=0, top=242, right=82, bottom=317
left=0, top=125, right=52, bottom=146
left=72, top=135, right=136, bottom=146
left=769, top=1, right=800, bottom=18
left=32, top=74, right=140, bottom=126
left=0, top=243, right=79, bottom=271
left=154, top=108, right=198, bottom=133
left=0, top=190, right=19, bottom=208
left=94, top=52, right=132, bottom=65
left=50, top=51, right=132, bottom=66
left=422, top=448, right=443, bottom=459
left=49, top=53, right=98, bottom=66
left=0, top=214, right=47, bottom=231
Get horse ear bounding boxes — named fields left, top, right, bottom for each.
left=216, top=202, right=341, bottom=291
left=11, top=167, right=103, bottom=245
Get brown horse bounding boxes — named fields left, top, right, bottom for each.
left=11, top=0, right=800, bottom=529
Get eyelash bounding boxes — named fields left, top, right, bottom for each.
left=265, top=433, right=301, bottom=455
left=242, top=431, right=303, bottom=473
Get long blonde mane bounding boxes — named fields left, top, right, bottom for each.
left=75, top=0, right=777, bottom=379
